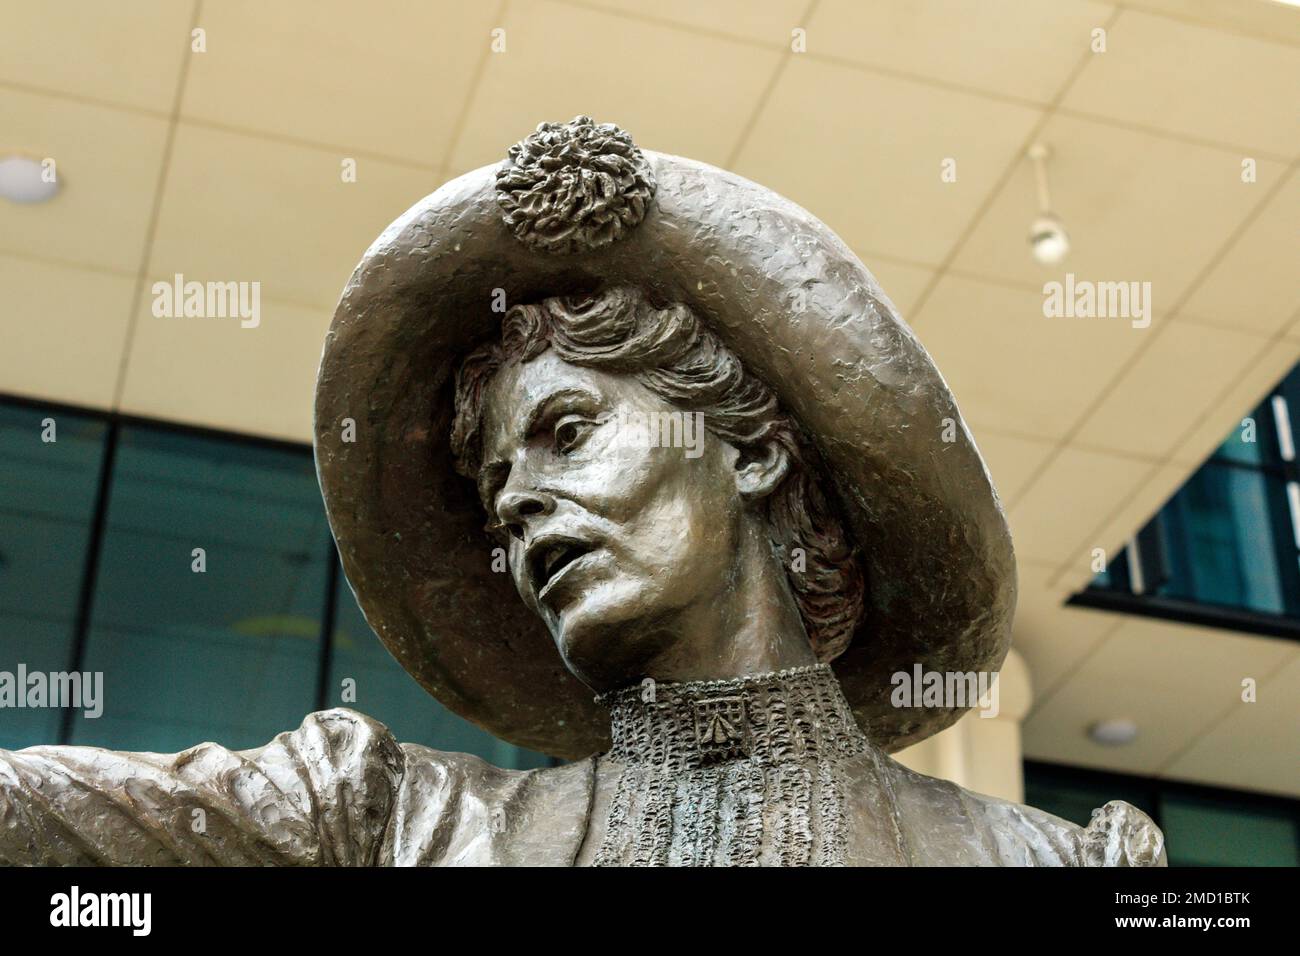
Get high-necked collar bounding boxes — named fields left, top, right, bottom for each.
left=598, top=663, right=869, bottom=770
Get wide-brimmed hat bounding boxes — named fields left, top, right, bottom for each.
left=314, top=117, right=1016, bottom=759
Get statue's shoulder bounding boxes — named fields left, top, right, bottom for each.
left=272, top=708, right=534, bottom=820
left=276, top=707, right=405, bottom=767
left=292, top=707, right=581, bottom=798
left=880, top=757, right=1166, bottom=867
left=395, top=740, right=574, bottom=788
left=292, top=708, right=591, bottom=865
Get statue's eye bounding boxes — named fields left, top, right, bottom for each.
left=554, top=417, right=592, bottom=455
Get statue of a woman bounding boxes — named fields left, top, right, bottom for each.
left=0, top=118, right=1164, bottom=866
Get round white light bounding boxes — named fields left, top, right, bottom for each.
left=0, top=155, right=60, bottom=203
left=1029, top=213, right=1069, bottom=265
left=1088, top=718, right=1138, bottom=746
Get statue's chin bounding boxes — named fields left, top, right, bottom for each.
left=543, top=573, right=686, bottom=691
left=553, top=624, right=642, bottom=693
left=551, top=613, right=664, bottom=695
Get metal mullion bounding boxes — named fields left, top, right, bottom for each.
left=60, top=420, right=120, bottom=744
left=315, top=539, right=340, bottom=713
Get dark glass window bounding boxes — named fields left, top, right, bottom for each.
left=1074, top=365, right=1300, bottom=634
left=1160, top=791, right=1299, bottom=867
left=0, top=406, right=107, bottom=749
left=68, top=425, right=328, bottom=753
left=1157, top=462, right=1292, bottom=614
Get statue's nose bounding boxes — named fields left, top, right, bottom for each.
left=495, top=488, right=557, bottom=541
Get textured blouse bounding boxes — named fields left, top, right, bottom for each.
left=0, top=700, right=1165, bottom=866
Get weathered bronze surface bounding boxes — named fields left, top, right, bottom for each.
left=0, top=117, right=1165, bottom=866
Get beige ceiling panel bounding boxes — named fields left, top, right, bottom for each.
left=735, top=57, right=1043, bottom=266
left=1012, top=561, right=1119, bottom=699
left=911, top=275, right=1146, bottom=438
left=181, top=0, right=496, bottom=165
left=951, top=114, right=1287, bottom=305
left=969, top=427, right=1056, bottom=505
left=1180, top=171, right=1300, bottom=334
left=0, top=0, right=192, bottom=113
left=858, top=256, right=936, bottom=319
left=1074, top=319, right=1270, bottom=458
left=573, top=0, right=807, bottom=45
left=808, top=0, right=1114, bottom=103
left=1005, top=446, right=1153, bottom=564
left=1162, top=649, right=1300, bottom=798
left=0, top=88, right=169, bottom=273
left=119, top=295, right=328, bottom=443
left=1125, top=0, right=1300, bottom=46
left=148, top=124, right=441, bottom=310
left=1062, top=9, right=1300, bottom=156
left=1023, top=618, right=1294, bottom=774
left=1168, top=337, right=1300, bottom=467
left=450, top=0, right=781, bottom=174
left=0, top=254, right=135, bottom=410
left=1052, top=460, right=1191, bottom=583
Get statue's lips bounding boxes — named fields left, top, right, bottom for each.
left=527, top=534, right=599, bottom=602
left=537, top=550, right=601, bottom=606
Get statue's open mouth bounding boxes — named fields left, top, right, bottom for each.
left=528, top=536, right=597, bottom=599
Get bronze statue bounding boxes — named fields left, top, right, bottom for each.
left=0, top=118, right=1164, bottom=866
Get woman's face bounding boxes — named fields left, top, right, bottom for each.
left=477, top=349, right=745, bottom=690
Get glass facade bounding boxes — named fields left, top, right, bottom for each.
left=68, top=426, right=328, bottom=752
left=1025, top=762, right=1300, bottom=867
left=1078, top=364, right=1300, bottom=633
left=0, top=397, right=550, bottom=768
left=0, top=405, right=106, bottom=750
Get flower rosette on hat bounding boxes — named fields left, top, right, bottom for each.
left=495, top=115, right=656, bottom=255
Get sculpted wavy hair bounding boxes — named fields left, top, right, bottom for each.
left=450, top=285, right=866, bottom=662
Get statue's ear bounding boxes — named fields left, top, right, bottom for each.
left=734, top=439, right=790, bottom=501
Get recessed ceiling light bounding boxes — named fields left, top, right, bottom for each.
left=0, top=154, right=61, bottom=203
left=1088, top=718, right=1139, bottom=746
